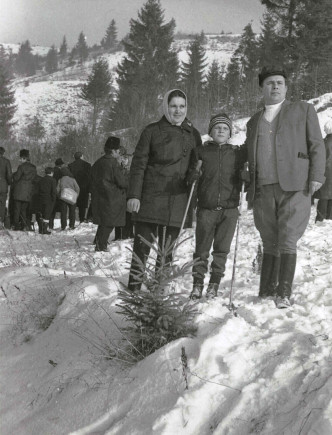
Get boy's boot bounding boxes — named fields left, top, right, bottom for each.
left=276, top=254, right=296, bottom=309
left=190, top=283, right=204, bottom=300
left=259, top=254, right=280, bottom=298
left=206, top=282, right=219, bottom=299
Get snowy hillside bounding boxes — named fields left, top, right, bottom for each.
left=0, top=204, right=331, bottom=435
left=5, top=34, right=240, bottom=140
left=0, top=93, right=331, bottom=435
left=1, top=43, right=51, bottom=56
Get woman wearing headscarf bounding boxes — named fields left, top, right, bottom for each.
left=127, top=89, right=202, bottom=290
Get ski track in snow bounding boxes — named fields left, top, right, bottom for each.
left=0, top=207, right=331, bottom=435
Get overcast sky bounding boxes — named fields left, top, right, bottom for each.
left=1, top=0, right=264, bottom=48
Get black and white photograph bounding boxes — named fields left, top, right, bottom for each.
left=0, top=0, right=331, bottom=433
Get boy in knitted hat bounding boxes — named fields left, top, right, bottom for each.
left=189, top=114, right=247, bottom=300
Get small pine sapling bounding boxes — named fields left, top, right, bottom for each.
left=117, top=234, right=198, bottom=359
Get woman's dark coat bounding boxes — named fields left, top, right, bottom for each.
left=68, top=158, right=92, bottom=208
left=91, top=154, right=128, bottom=227
left=127, top=116, right=202, bottom=227
left=13, top=162, right=37, bottom=202
left=38, top=175, right=57, bottom=218
left=314, top=134, right=332, bottom=199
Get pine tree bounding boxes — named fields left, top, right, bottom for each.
left=59, top=36, right=68, bottom=61
left=259, top=0, right=332, bottom=99
left=109, top=0, right=179, bottom=132
left=76, top=32, right=89, bottom=64
left=0, top=63, right=16, bottom=139
left=45, top=45, right=58, bottom=73
left=294, top=0, right=332, bottom=98
left=180, top=34, right=208, bottom=124
left=0, top=45, right=14, bottom=78
left=15, top=40, right=36, bottom=76
left=80, top=58, right=112, bottom=135
left=205, top=60, right=224, bottom=113
left=258, top=12, right=280, bottom=67
left=101, top=19, right=118, bottom=51
left=224, top=54, right=241, bottom=113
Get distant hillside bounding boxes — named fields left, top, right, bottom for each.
left=7, top=34, right=241, bottom=140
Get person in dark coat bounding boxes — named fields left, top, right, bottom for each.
left=91, top=136, right=128, bottom=252
left=68, top=151, right=92, bottom=223
left=242, top=65, right=325, bottom=308
left=27, top=174, right=42, bottom=230
left=37, top=167, right=57, bottom=234
left=0, top=146, right=12, bottom=229
left=49, top=158, right=65, bottom=229
left=189, top=114, right=247, bottom=300
left=127, top=89, right=202, bottom=290
left=12, top=149, right=37, bottom=231
left=314, top=120, right=332, bottom=222
left=114, top=155, right=134, bottom=240
left=57, top=167, right=80, bottom=230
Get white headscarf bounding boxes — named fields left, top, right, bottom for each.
left=162, top=89, right=187, bottom=126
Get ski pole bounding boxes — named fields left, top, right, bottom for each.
left=179, top=160, right=202, bottom=234
left=228, top=162, right=248, bottom=313
left=172, top=160, right=202, bottom=258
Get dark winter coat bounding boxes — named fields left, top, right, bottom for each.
left=314, top=134, right=332, bottom=199
left=194, top=141, right=247, bottom=210
left=91, top=154, right=128, bottom=227
left=13, top=161, right=37, bottom=202
left=53, top=166, right=63, bottom=182
left=127, top=116, right=202, bottom=227
left=40, top=175, right=57, bottom=203
left=29, top=175, right=43, bottom=214
left=0, top=156, right=12, bottom=194
left=68, top=158, right=92, bottom=207
left=244, top=100, right=326, bottom=208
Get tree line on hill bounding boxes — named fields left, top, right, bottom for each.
left=0, top=0, right=331, bottom=162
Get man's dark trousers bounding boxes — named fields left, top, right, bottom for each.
left=0, top=193, right=7, bottom=222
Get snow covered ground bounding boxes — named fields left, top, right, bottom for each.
left=0, top=200, right=331, bottom=435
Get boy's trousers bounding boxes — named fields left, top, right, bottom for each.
left=193, top=207, right=238, bottom=285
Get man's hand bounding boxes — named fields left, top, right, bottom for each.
left=309, top=181, right=322, bottom=195
left=127, top=198, right=140, bottom=213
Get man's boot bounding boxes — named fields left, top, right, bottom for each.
left=259, top=254, right=280, bottom=298
left=190, top=283, right=204, bottom=300
left=42, top=221, right=51, bottom=235
left=276, top=253, right=296, bottom=309
left=206, top=282, right=219, bottom=299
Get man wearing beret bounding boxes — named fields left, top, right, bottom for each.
left=243, top=66, right=326, bottom=308
left=90, top=136, right=128, bottom=251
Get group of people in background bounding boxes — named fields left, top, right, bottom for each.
left=0, top=146, right=131, bottom=240
left=0, top=65, right=331, bottom=309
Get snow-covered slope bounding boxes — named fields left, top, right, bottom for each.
left=0, top=207, right=331, bottom=435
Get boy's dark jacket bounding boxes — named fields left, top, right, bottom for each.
left=192, top=141, right=247, bottom=209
